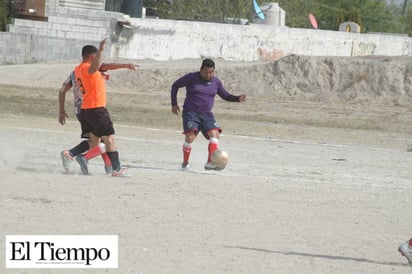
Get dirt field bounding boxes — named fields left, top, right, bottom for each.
left=1, top=58, right=412, bottom=273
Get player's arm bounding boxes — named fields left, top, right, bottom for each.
left=99, top=63, right=137, bottom=71
left=171, top=81, right=180, bottom=114
left=216, top=80, right=246, bottom=102
left=170, top=74, right=190, bottom=115
left=88, top=38, right=106, bottom=75
left=58, top=81, right=72, bottom=125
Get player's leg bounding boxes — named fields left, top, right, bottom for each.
left=101, top=135, right=118, bottom=169
left=200, top=113, right=223, bottom=170
left=102, top=135, right=128, bottom=177
left=67, top=140, right=90, bottom=158
left=203, top=130, right=223, bottom=170
left=61, top=140, right=89, bottom=173
left=75, top=133, right=99, bottom=175
left=78, top=139, right=112, bottom=174
left=77, top=110, right=111, bottom=173
left=82, top=137, right=102, bottom=160
left=206, top=130, right=220, bottom=163
left=100, top=142, right=112, bottom=174
left=75, top=109, right=103, bottom=175
left=182, top=131, right=196, bottom=170
left=61, top=111, right=91, bottom=173
left=181, top=111, right=200, bottom=170
left=92, top=108, right=128, bottom=177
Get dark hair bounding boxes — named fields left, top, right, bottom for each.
left=81, top=45, right=98, bottom=58
left=201, top=58, right=215, bottom=69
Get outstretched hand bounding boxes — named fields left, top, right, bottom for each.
left=239, top=94, right=247, bottom=102
left=127, top=63, right=138, bottom=71
left=171, top=105, right=180, bottom=115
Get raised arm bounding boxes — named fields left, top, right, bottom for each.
left=88, top=38, right=106, bottom=75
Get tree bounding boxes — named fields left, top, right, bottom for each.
left=144, top=0, right=407, bottom=35
left=276, top=0, right=405, bottom=33
left=0, top=1, right=9, bottom=31
left=405, top=7, right=412, bottom=36
left=0, top=0, right=15, bottom=32
left=145, top=0, right=253, bottom=22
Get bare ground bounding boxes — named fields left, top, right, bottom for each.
left=1, top=58, right=412, bottom=273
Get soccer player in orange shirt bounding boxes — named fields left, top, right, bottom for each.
left=74, top=38, right=136, bottom=176
left=58, top=60, right=136, bottom=174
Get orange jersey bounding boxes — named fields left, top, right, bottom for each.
left=74, top=62, right=106, bottom=109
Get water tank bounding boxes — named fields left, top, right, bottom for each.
left=261, top=2, right=285, bottom=27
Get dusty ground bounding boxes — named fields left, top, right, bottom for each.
left=1, top=57, right=412, bottom=273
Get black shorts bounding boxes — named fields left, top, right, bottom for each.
left=76, top=112, right=89, bottom=139
left=80, top=107, right=115, bottom=137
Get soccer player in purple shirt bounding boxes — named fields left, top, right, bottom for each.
left=171, top=58, right=246, bottom=171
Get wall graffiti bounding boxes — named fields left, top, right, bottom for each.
left=257, top=47, right=285, bottom=61
left=351, top=42, right=376, bottom=56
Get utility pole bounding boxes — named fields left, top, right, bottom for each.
left=403, top=0, right=408, bottom=17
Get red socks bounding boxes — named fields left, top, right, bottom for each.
left=183, top=142, right=192, bottom=164
left=101, top=152, right=111, bottom=166
left=207, top=137, right=219, bottom=163
left=84, top=146, right=101, bottom=160
left=84, top=143, right=112, bottom=166
left=182, top=138, right=219, bottom=164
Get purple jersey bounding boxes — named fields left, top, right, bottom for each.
left=171, top=72, right=239, bottom=114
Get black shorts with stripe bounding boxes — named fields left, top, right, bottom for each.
left=80, top=107, right=115, bottom=137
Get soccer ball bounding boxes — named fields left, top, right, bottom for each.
left=211, top=149, right=229, bottom=168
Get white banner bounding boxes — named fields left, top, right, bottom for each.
left=5, top=235, right=118, bottom=269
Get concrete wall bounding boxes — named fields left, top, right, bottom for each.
left=111, top=18, right=412, bottom=62
left=1, top=2, right=412, bottom=64
left=0, top=32, right=80, bottom=64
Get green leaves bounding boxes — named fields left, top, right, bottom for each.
left=144, top=0, right=409, bottom=35
left=0, top=1, right=14, bottom=32
left=271, top=0, right=406, bottom=33
left=145, top=0, right=253, bottom=22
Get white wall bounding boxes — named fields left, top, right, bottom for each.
left=111, top=18, right=412, bottom=62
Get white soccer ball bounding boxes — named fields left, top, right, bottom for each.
left=211, top=149, right=229, bottom=168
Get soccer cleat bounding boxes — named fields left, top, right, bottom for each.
left=104, top=165, right=113, bottom=175
left=398, top=241, right=412, bottom=265
left=112, top=167, right=130, bottom=177
left=75, top=155, right=89, bottom=175
left=181, top=162, right=190, bottom=171
left=60, top=150, right=73, bottom=173
left=204, top=162, right=225, bottom=171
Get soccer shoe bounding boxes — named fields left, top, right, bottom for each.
left=60, top=150, right=73, bottom=173
left=104, top=165, right=113, bottom=175
left=181, top=162, right=190, bottom=171
left=398, top=241, right=412, bottom=265
left=204, top=162, right=225, bottom=171
left=112, top=167, right=130, bottom=177
left=75, top=155, right=89, bottom=175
